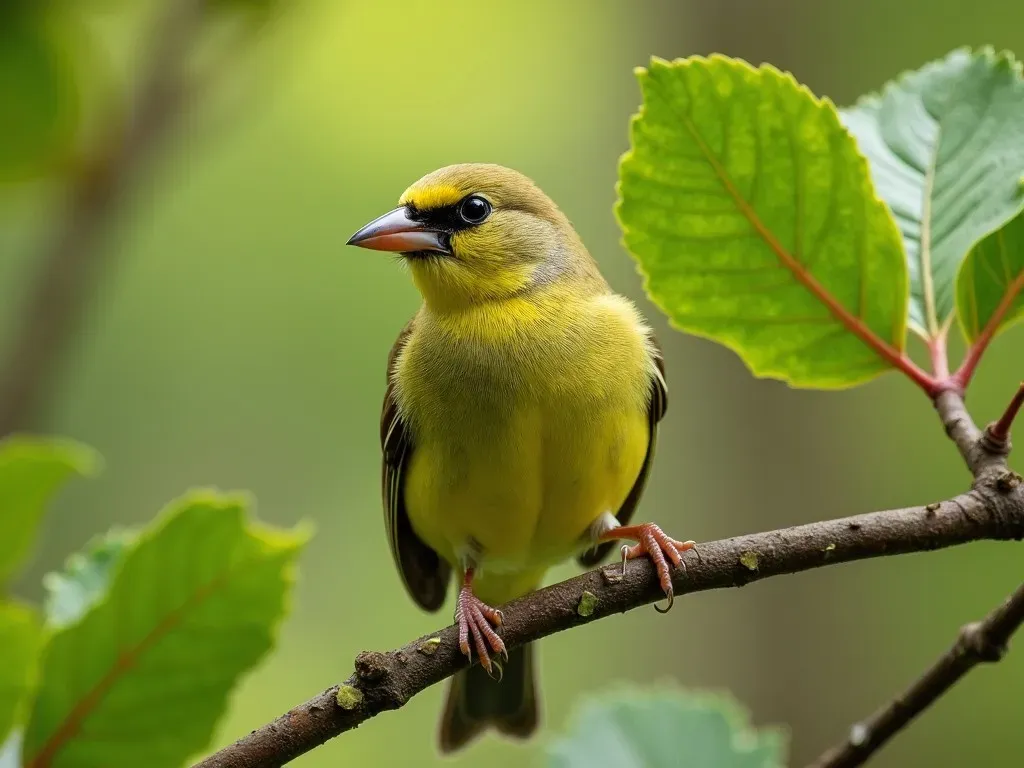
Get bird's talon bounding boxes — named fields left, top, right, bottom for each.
left=619, top=544, right=630, bottom=576
left=488, top=659, right=504, bottom=682
left=654, top=589, right=675, bottom=614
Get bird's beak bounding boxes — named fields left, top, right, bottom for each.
left=346, top=207, right=451, bottom=254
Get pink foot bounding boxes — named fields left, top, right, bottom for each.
left=455, top=583, right=506, bottom=675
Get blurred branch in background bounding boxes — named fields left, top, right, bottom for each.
left=811, top=581, right=1024, bottom=768
left=0, top=0, right=214, bottom=436
left=803, top=387, right=1024, bottom=767
left=193, top=391, right=1024, bottom=768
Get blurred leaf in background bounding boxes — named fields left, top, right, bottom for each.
left=0, top=603, right=40, bottom=750
left=0, top=437, right=99, bottom=585
left=547, top=688, right=786, bottom=768
left=42, top=529, right=133, bottom=628
left=0, top=437, right=95, bottom=758
left=22, top=491, right=309, bottom=768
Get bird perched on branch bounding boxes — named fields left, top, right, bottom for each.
left=347, top=164, right=695, bottom=753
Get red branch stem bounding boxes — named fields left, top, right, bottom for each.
left=987, top=382, right=1024, bottom=446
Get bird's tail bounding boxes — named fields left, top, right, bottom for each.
left=438, top=642, right=539, bottom=753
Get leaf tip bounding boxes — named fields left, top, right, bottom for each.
left=0, top=434, right=103, bottom=477
left=291, top=518, right=317, bottom=545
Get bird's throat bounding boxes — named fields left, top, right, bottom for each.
left=409, top=260, right=538, bottom=315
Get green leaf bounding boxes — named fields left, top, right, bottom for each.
left=23, top=491, right=310, bottom=768
left=841, top=47, right=1024, bottom=339
left=0, top=436, right=99, bottom=586
left=955, top=209, right=1024, bottom=343
left=0, top=602, right=41, bottom=747
left=43, top=529, right=134, bottom=629
left=0, top=10, right=83, bottom=183
left=547, top=687, right=787, bottom=768
left=618, top=56, right=908, bottom=390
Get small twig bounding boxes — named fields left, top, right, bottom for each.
left=0, top=0, right=205, bottom=436
left=986, top=381, right=1024, bottom=447
left=926, top=325, right=950, bottom=380
left=808, top=581, right=1024, bottom=768
left=192, top=483, right=1024, bottom=768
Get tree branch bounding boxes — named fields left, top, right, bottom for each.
left=808, top=581, right=1024, bottom=768
left=809, top=388, right=1023, bottom=767
left=933, top=389, right=1002, bottom=476
left=193, top=480, right=1024, bottom=768
left=0, top=0, right=205, bottom=437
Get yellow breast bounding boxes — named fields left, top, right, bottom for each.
left=396, top=288, right=654, bottom=604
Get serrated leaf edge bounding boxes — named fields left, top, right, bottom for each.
left=24, top=490, right=308, bottom=768
left=615, top=54, right=914, bottom=391
left=841, top=46, right=1024, bottom=340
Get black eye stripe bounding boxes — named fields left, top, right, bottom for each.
left=406, top=195, right=491, bottom=232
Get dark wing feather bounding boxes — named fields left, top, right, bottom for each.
left=381, top=319, right=451, bottom=611
left=577, top=333, right=668, bottom=567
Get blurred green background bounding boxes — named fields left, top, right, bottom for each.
left=2, top=0, right=1022, bottom=765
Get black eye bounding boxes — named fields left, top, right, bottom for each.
left=459, top=195, right=491, bottom=224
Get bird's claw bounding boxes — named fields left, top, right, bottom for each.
left=617, top=523, right=697, bottom=614
left=455, top=587, right=507, bottom=675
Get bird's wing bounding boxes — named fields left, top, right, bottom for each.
left=577, top=332, right=668, bottom=567
left=381, top=319, right=452, bottom=611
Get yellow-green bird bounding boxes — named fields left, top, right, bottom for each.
left=347, top=164, right=695, bottom=753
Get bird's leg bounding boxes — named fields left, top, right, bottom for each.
left=455, top=566, right=507, bottom=676
left=596, top=521, right=697, bottom=613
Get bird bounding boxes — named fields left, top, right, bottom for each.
left=346, top=163, right=696, bottom=753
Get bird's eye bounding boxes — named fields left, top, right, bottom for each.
left=459, top=195, right=491, bottom=225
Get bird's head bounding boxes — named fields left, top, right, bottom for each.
left=347, top=164, right=597, bottom=312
